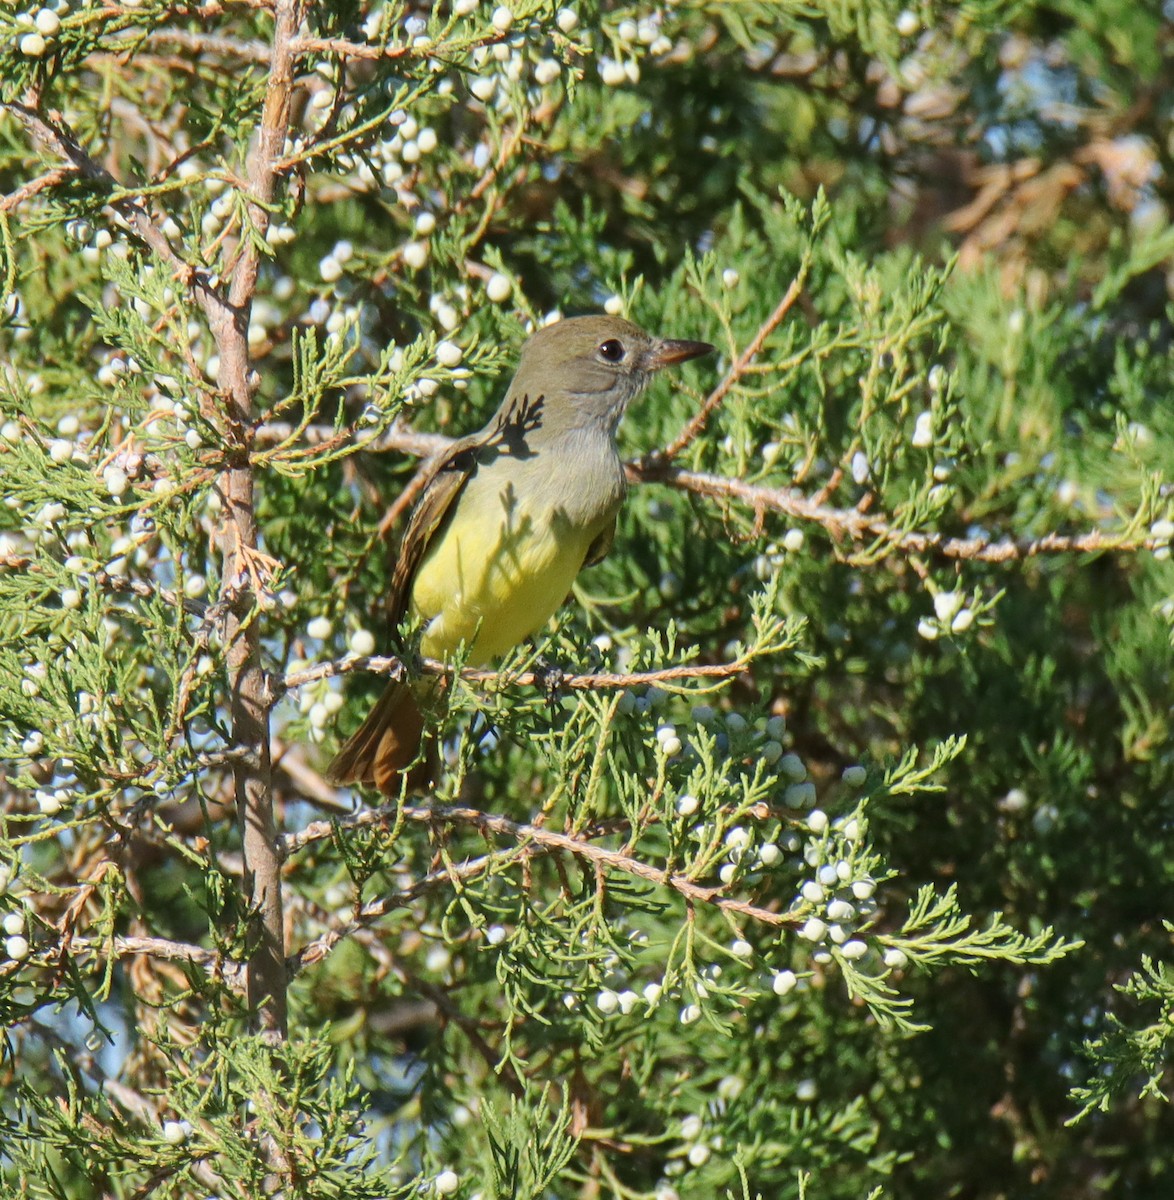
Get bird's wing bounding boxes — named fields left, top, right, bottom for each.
left=388, top=393, right=546, bottom=630
left=387, top=433, right=485, bottom=630
left=582, top=516, right=617, bottom=568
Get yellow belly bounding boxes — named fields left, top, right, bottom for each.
left=409, top=472, right=604, bottom=665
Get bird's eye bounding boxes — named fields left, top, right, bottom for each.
left=598, top=338, right=626, bottom=363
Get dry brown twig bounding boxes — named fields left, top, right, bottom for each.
left=0, top=552, right=207, bottom=614
left=138, top=28, right=272, bottom=62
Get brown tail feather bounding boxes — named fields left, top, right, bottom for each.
left=325, top=679, right=442, bottom=796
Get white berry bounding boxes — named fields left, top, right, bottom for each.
left=486, top=273, right=511, bottom=302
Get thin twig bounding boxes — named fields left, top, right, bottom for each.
left=279, top=653, right=751, bottom=695
left=1, top=99, right=222, bottom=304
left=95, top=570, right=207, bottom=614
left=255, top=422, right=1158, bottom=565
left=139, top=28, right=271, bottom=61
left=651, top=273, right=807, bottom=464
left=288, top=35, right=417, bottom=60
left=253, top=420, right=448, bottom=459
left=54, top=932, right=245, bottom=990
left=282, top=804, right=797, bottom=929
left=634, top=464, right=1162, bottom=563
left=0, top=554, right=207, bottom=614
left=374, top=455, right=434, bottom=543
left=272, top=738, right=353, bottom=813
left=412, top=975, right=526, bottom=1098
left=0, top=97, right=243, bottom=372
left=288, top=850, right=507, bottom=974
left=0, top=166, right=75, bottom=212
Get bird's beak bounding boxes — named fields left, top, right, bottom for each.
left=646, top=338, right=714, bottom=371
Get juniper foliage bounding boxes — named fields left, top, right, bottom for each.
left=0, top=2, right=1172, bottom=1198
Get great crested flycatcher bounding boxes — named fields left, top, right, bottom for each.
left=326, top=314, right=713, bottom=795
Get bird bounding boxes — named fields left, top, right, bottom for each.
left=325, top=314, right=713, bottom=795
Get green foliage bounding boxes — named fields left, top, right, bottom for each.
left=1069, top=930, right=1174, bottom=1122
left=1, top=0, right=1173, bottom=1198
left=1, top=1033, right=415, bottom=1199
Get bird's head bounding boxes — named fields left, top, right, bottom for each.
left=509, top=315, right=713, bottom=434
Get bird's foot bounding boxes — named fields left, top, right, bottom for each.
left=532, top=657, right=566, bottom=711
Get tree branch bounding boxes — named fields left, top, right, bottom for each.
left=209, top=0, right=303, bottom=1044
left=47, top=933, right=246, bottom=992
left=253, top=423, right=1161, bottom=565
left=140, top=28, right=271, bottom=62
left=634, top=463, right=1163, bottom=562
left=279, top=653, right=753, bottom=695
left=282, top=804, right=796, bottom=934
